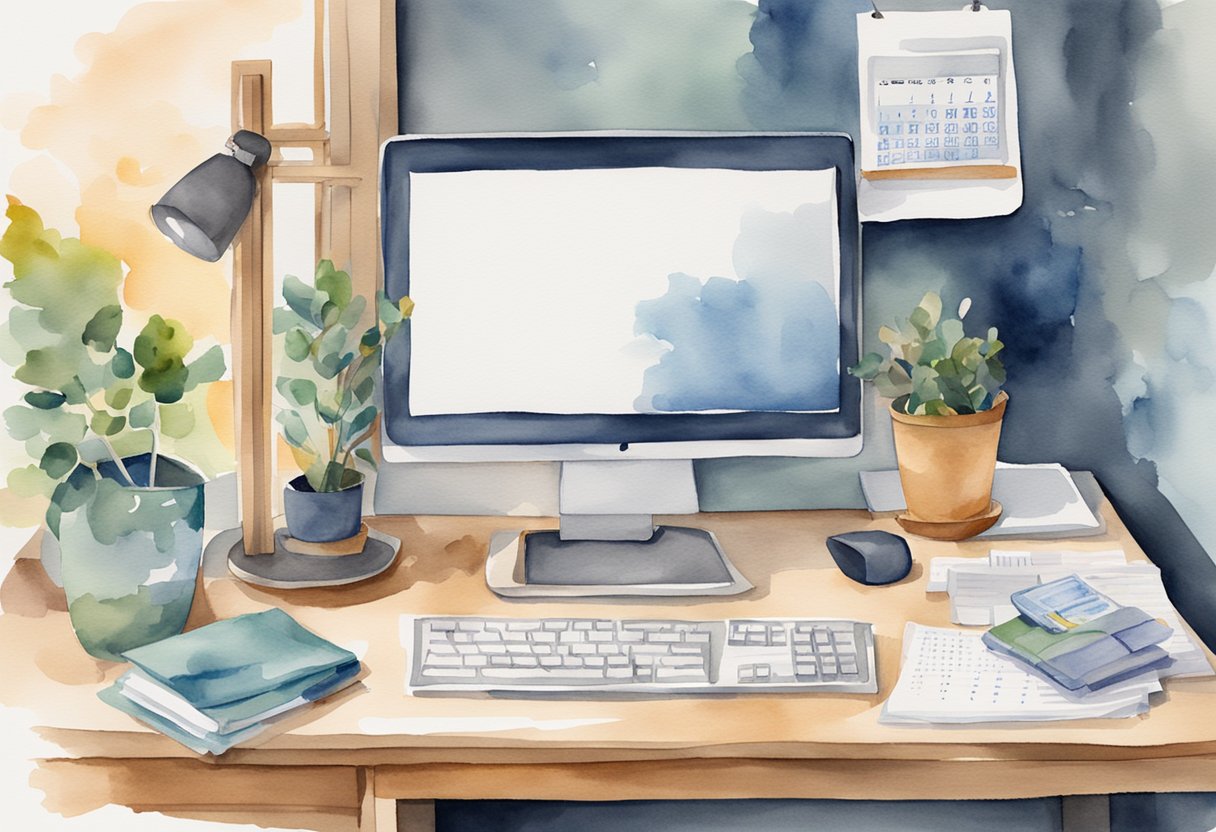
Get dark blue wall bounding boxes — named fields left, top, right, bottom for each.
left=397, top=0, right=1216, bottom=649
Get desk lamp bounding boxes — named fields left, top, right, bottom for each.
left=151, top=132, right=398, bottom=589
left=151, top=131, right=272, bottom=261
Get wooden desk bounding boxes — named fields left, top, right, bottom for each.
left=4, top=503, right=1216, bottom=831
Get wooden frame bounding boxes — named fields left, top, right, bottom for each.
left=229, top=0, right=390, bottom=554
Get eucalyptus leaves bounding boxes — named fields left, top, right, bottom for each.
left=0, top=198, right=225, bottom=542
left=850, top=292, right=1006, bottom=417
left=274, top=260, right=412, bottom=493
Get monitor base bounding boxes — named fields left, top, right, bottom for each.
left=485, top=526, right=753, bottom=598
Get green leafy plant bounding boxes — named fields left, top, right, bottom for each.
left=273, top=259, right=412, bottom=493
left=0, top=198, right=226, bottom=540
left=850, top=291, right=1006, bottom=416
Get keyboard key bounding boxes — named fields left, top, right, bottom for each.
left=660, top=655, right=705, bottom=668
left=656, top=667, right=708, bottom=682
left=423, top=667, right=476, bottom=678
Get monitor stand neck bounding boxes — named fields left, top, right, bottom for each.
left=558, top=460, right=698, bottom=542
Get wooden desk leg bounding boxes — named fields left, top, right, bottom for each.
left=359, top=767, right=435, bottom=832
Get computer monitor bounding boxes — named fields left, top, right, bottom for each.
left=379, top=132, right=861, bottom=595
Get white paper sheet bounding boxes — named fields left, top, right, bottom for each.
left=927, top=548, right=1127, bottom=592
left=881, top=624, right=1159, bottom=724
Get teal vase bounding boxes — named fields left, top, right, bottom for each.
left=58, top=454, right=205, bottom=662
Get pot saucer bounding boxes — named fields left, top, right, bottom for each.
left=896, top=500, right=1002, bottom=541
left=281, top=523, right=370, bottom=557
left=225, top=525, right=400, bottom=589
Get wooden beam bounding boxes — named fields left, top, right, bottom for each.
left=357, top=768, right=398, bottom=831
left=314, top=0, right=328, bottom=129
left=371, top=757, right=1216, bottom=802
left=329, top=0, right=353, bottom=168
left=231, top=62, right=276, bottom=556
left=264, top=126, right=331, bottom=142
left=379, top=0, right=399, bottom=143
left=34, top=759, right=359, bottom=817
left=269, top=164, right=362, bottom=185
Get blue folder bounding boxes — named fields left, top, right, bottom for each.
left=99, top=608, right=359, bottom=754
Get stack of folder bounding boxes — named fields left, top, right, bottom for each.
left=983, top=607, right=1173, bottom=694
left=981, top=575, right=1174, bottom=694
left=99, top=608, right=360, bottom=754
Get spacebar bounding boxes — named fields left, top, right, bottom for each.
left=478, top=668, right=612, bottom=684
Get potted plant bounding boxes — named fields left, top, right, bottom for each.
left=273, top=259, right=412, bottom=544
left=0, top=198, right=227, bottom=659
left=850, top=292, right=1008, bottom=540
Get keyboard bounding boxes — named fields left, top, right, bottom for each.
left=404, top=616, right=877, bottom=694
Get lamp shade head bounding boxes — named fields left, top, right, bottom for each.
left=151, top=130, right=272, bottom=262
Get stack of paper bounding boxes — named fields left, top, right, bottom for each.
left=927, top=551, right=1214, bottom=680
left=929, top=549, right=1128, bottom=625
left=881, top=624, right=1162, bottom=724
left=100, top=608, right=360, bottom=754
left=927, top=549, right=1128, bottom=592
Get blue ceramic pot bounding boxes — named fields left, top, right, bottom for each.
left=283, top=474, right=365, bottom=543
left=58, top=454, right=204, bottom=662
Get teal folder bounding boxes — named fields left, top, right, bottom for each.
left=98, top=685, right=266, bottom=756
left=119, top=607, right=358, bottom=707
left=116, top=659, right=360, bottom=735
left=100, top=608, right=360, bottom=754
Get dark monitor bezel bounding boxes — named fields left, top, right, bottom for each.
left=381, top=133, right=861, bottom=448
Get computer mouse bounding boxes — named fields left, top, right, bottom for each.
left=825, top=530, right=912, bottom=586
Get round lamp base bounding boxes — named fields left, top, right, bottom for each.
left=227, top=527, right=399, bottom=589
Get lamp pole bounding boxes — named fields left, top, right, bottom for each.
left=232, top=65, right=277, bottom=555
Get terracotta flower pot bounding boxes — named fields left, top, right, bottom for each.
left=889, top=391, right=1008, bottom=536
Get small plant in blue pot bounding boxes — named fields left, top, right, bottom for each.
left=273, top=259, right=412, bottom=543
left=0, top=199, right=227, bottom=660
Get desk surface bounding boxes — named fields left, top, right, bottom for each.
left=4, top=502, right=1216, bottom=806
